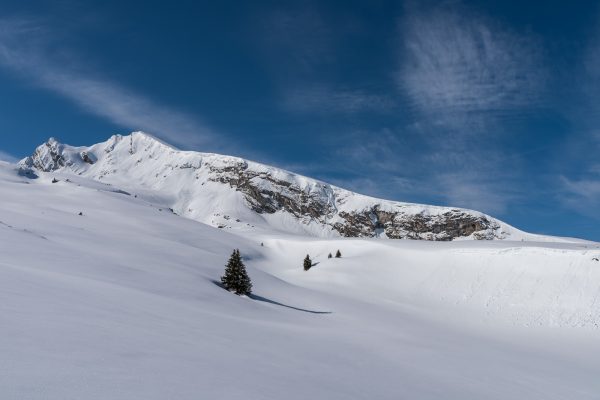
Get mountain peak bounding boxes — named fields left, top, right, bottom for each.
left=130, top=131, right=179, bottom=149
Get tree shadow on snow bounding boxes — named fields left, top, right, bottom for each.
left=211, top=280, right=332, bottom=315
left=248, top=294, right=332, bottom=314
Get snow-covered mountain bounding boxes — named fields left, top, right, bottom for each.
left=19, top=132, right=548, bottom=241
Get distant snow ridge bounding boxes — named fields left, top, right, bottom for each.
left=20, top=132, right=530, bottom=241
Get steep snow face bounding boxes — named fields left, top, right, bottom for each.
left=19, top=132, right=552, bottom=241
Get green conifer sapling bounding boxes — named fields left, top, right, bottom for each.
left=303, top=254, right=312, bottom=271
left=221, top=249, right=252, bottom=295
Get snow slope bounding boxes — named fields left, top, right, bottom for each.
left=1, top=161, right=600, bottom=399
left=18, top=132, right=569, bottom=242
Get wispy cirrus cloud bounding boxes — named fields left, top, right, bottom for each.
left=371, top=4, right=551, bottom=216
left=0, top=18, right=218, bottom=149
left=311, top=126, right=518, bottom=215
left=322, top=156, right=517, bottom=215
left=559, top=176, right=600, bottom=219
left=433, top=172, right=518, bottom=214
left=557, top=128, right=600, bottom=219
left=0, top=149, right=17, bottom=163
left=398, top=5, right=546, bottom=130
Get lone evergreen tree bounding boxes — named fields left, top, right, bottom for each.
left=335, top=249, right=342, bottom=258
left=328, top=253, right=332, bottom=259
left=221, top=249, right=252, bottom=295
left=303, top=254, right=312, bottom=271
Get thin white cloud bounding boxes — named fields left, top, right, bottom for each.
left=398, top=6, right=545, bottom=129
left=560, top=176, right=600, bottom=219
left=284, top=85, right=395, bottom=114
left=0, top=150, right=17, bottom=163
left=327, top=126, right=520, bottom=215
left=376, top=4, right=549, bottom=216
left=591, top=164, right=600, bottom=175
left=0, top=18, right=218, bottom=149
left=433, top=172, right=516, bottom=215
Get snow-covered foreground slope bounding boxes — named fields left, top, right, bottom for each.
left=1, top=161, right=600, bottom=399
left=18, top=132, right=569, bottom=242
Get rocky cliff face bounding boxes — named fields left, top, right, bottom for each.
left=207, top=161, right=337, bottom=219
left=21, top=138, right=68, bottom=172
left=334, top=208, right=500, bottom=240
left=19, top=132, right=512, bottom=241
left=203, top=158, right=503, bottom=240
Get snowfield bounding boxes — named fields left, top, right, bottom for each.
left=1, top=159, right=600, bottom=399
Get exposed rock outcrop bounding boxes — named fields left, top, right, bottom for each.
left=203, top=158, right=503, bottom=240
left=208, top=161, right=336, bottom=220
left=21, top=138, right=68, bottom=172
left=333, top=208, right=500, bottom=240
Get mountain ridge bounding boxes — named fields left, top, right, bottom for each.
left=18, top=131, right=549, bottom=241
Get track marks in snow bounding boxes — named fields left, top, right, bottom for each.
left=0, top=220, right=48, bottom=241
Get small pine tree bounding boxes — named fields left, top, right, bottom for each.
left=328, top=253, right=332, bottom=259
left=221, top=249, right=252, bottom=295
left=335, top=249, right=342, bottom=258
left=303, top=254, right=312, bottom=271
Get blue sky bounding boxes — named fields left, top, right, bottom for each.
left=0, top=0, right=599, bottom=240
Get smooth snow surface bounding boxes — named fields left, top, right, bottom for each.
left=1, top=161, right=600, bottom=399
